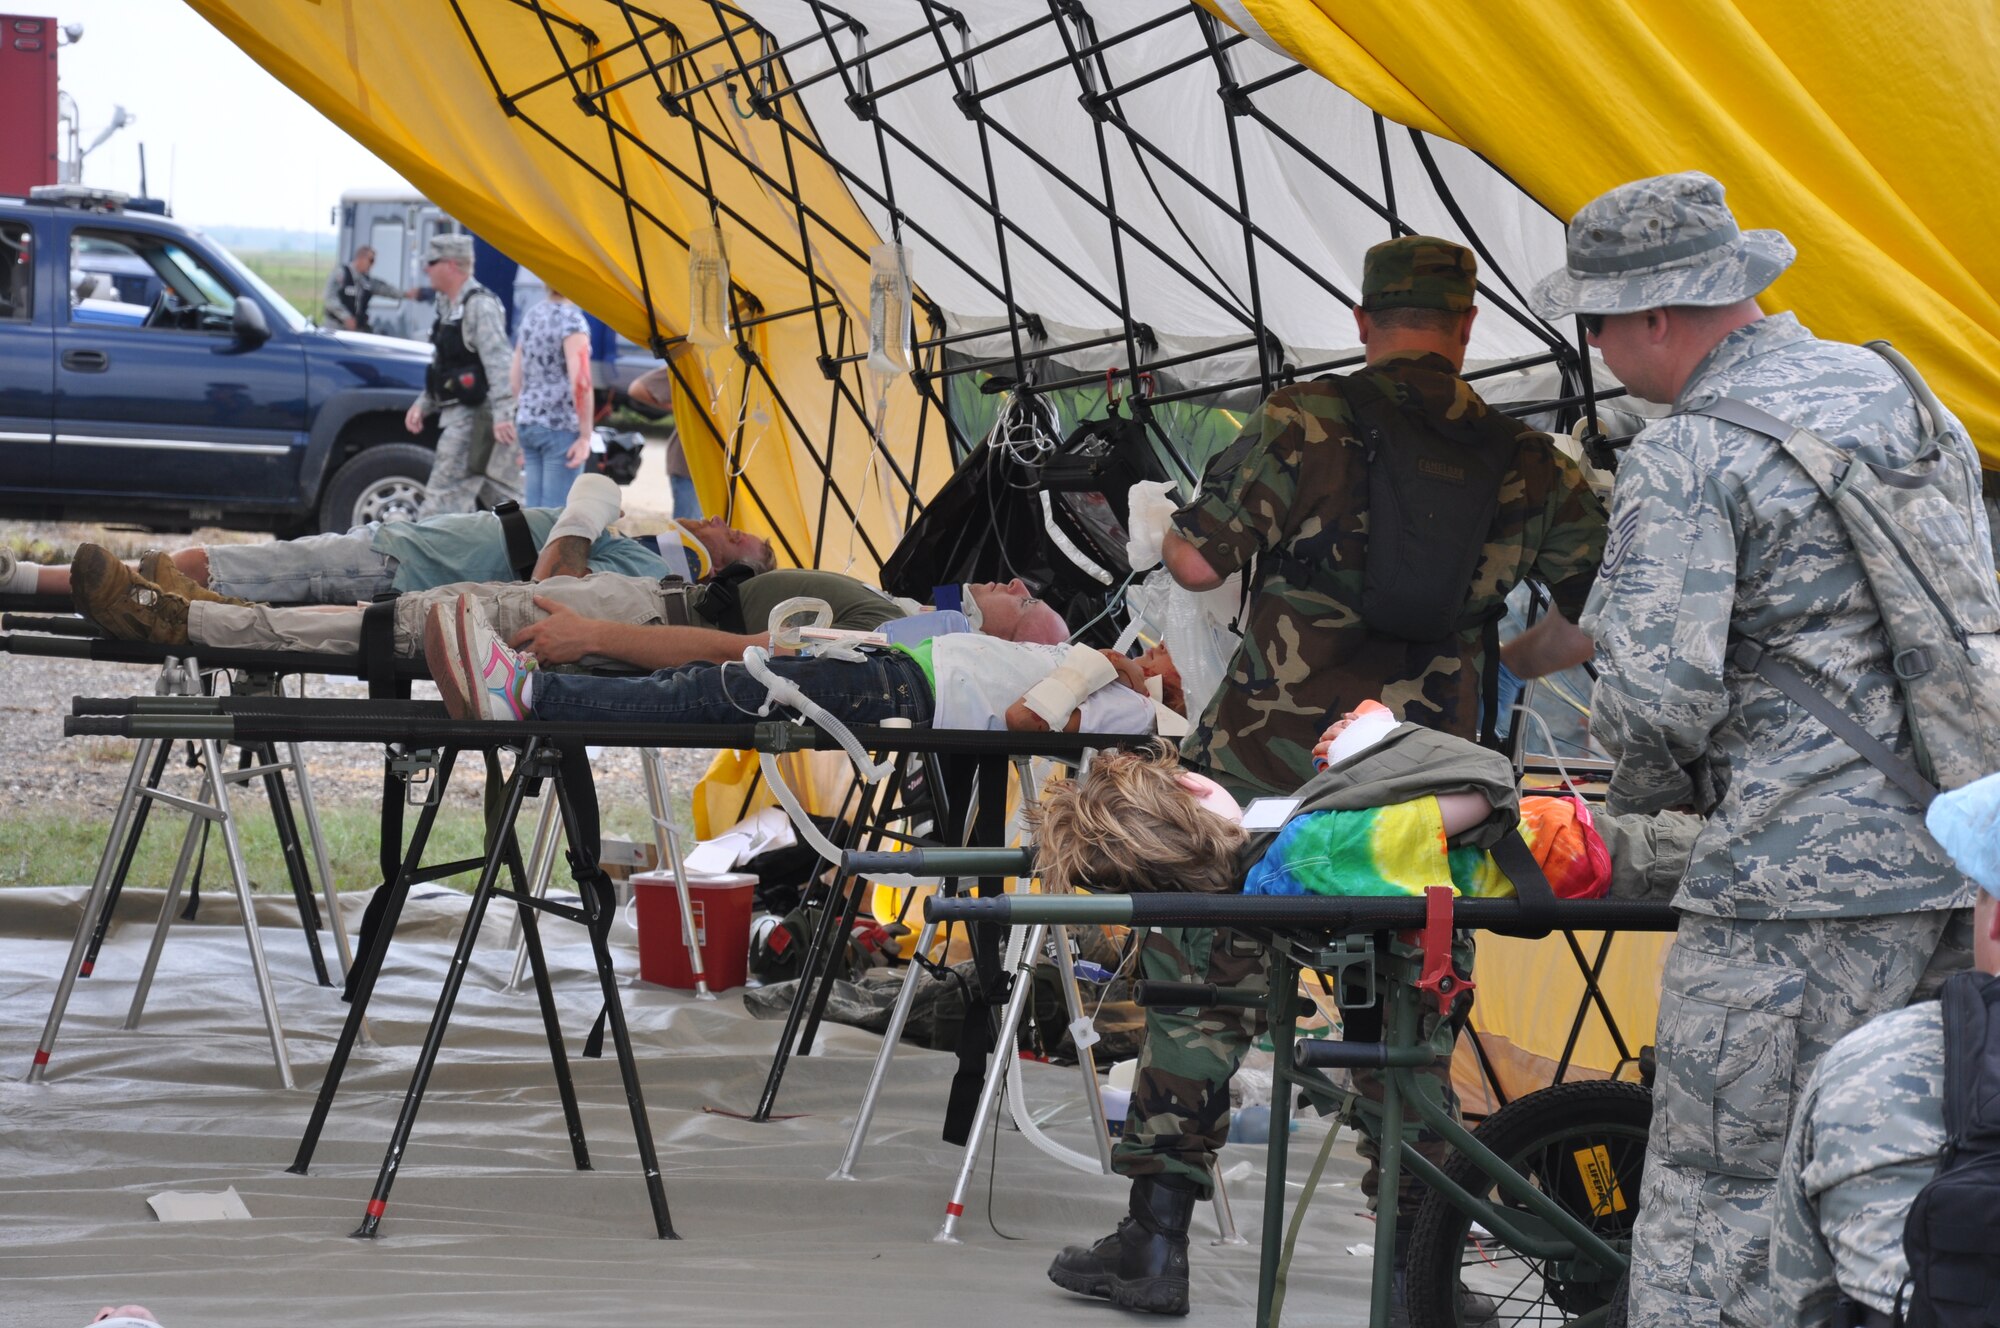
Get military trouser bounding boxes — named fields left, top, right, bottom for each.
left=419, top=403, right=523, bottom=517
left=1626, top=908, right=1972, bottom=1328
left=1110, top=924, right=1471, bottom=1225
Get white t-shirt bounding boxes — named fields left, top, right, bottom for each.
left=927, top=638, right=1155, bottom=734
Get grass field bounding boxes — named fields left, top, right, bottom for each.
left=1, top=800, right=677, bottom=894
left=233, top=249, right=332, bottom=321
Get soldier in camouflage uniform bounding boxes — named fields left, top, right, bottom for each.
left=1163, top=238, right=1605, bottom=796
left=1770, top=796, right=2000, bottom=1328
left=1049, top=239, right=1604, bottom=1318
left=1529, top=172, right=1987, bottom=1328
left=405, top=234, right=522, bottom=516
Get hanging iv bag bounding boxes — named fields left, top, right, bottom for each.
left=688, top=225, right=733, bottom=350
left=866, top=242, right=913, bottom=377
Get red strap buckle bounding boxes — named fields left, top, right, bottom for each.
left=1412, top=886, right=1471, bottom=1017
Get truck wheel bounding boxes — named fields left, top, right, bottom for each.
left=318, top=443, right=433, bottom=532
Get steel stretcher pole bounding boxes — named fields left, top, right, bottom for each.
left=248, top=743, right=332, bottom=987
left=123, top=794, right=212, bottom=1029
left=28, top=736, right=159, bottom=1082
left=286, top=741, right=354, bottom=981
left=503, top=792, right=561, bottom=991
left=204, top=738, right=295, bottom=1088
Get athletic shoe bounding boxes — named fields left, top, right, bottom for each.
left=70, top=544, right=190, bottom=644
left=452, top=593, right=533, bottom=721
left=423, top=599, right=478, bottom=719
left=138, top=550, right=255, bottom=607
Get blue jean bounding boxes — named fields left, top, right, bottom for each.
left=533, top=652, right=932, bottom=727
left=519, top=421, right=583, bottom=509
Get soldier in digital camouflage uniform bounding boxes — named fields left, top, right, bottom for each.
left=405, top=233, right=522, bottom=516
left=1769, top=791, right=2000, bottom=1328
left=1048, top=238, right=1605, bottom=1318
left=1529, top=171, right=1987, bottom=1328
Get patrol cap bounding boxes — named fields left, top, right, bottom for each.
left=423, top=233, right=475, bottom=266
left=1360, top=236, right=1477, bottom=313
left=1529, top=171, right=1795, bottom=319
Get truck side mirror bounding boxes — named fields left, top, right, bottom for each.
left=232, top=297, right=270, bottom=347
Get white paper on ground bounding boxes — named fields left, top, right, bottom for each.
left=148, top=1188, right=252, bottom=1222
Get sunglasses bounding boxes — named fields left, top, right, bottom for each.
left=1580, top=313, right=1606, bottom=337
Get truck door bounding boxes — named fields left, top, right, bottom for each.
left=51, top=222, right=307, bottom=504
left=0, top=216, right=52, bottom=492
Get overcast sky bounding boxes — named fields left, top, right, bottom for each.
left=44, top=0, right=411, bottom=233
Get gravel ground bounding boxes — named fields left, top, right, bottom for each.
left=1, top=520, right=718, bottom=816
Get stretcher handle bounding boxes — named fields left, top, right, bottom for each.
left=1132, top=981, right=1265, bottom=1010
left=0, top=631, right=93, bottom=659
left=64, top=716, right=134, bottom=737
left=842, top=848, right=1032, bottom=878
left=70, top=696, right=225, bottom=716
left=1292, top=1039, right=1438, bottom=1071
left=63, top=715, right=235, bottom=739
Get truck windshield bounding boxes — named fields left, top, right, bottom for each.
left=209, top=243, right=311, bottom=334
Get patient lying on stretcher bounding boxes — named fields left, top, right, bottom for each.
left=1029, top=711, right=1699, bottom=904
left=423, top=591, right=1186, bottom=735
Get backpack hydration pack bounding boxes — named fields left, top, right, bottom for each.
left=1900, top=970, right=2000, bottom=1327
left=1343, top=371, right=1524, bottom=644
left=1682, top=342, right=2000, bottom=804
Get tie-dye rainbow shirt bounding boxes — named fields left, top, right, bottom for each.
left=1241, top=796, right=1607, bottom=900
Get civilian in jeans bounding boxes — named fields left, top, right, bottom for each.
left=511, top=290, right=594, bottom=507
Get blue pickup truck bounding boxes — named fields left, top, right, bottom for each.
left=0, top=187, right=437, bottom=535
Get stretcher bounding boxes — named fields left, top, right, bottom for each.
left=847, top=842, right=1679, bottom=1328
left=60, top=691, right=1148, bottom=1238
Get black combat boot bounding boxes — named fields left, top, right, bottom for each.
left=1047, top=1174, right=1198, bottom=1316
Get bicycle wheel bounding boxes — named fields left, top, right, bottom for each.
left=1403, top=1079, right=1651, bottom=1327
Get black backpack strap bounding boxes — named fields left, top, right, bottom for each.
left=1937, top=970, right=1997, bottom=1154
left=1730, top=638, right=1938, bottom=808
left=360, top=593, right=403, bottom=700
left=492, top=500, right=540, bottom=580
left=1487, top=825, right=1558, bottom=937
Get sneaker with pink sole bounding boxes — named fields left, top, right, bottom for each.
left=424, top=594, right=533, bottom=720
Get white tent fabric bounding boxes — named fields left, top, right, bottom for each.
left=758, top=0, right=1570, bottom=383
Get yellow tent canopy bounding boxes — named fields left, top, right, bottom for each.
left=1210, top=0, right=2000, bottom=463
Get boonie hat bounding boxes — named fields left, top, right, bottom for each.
left=423, top=233, right=475, bottom=266
left=1361, top=236, right=1477, bottom=313
left=1529, top=171, right=1794, bottom=319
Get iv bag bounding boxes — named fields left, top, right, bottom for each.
left=688, top=225, right=732, bottom=350
left=866, top=241, right=913, bottom=376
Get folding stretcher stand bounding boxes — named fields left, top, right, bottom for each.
left=902, top=872, right=1680, bottom=1328
left=4, top=628, right=364, bottom=1088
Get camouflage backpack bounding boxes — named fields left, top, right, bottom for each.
left=1683, top=342, right=2000, bottom=803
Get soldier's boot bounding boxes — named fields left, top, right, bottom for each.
left=1047, top=1174, right=1197, bottom=1316
left=70, top=545, right=190, bottom=644
left=138, top=550, right=254, bottom=607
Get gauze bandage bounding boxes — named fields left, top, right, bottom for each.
left=1021, top=644, right=1118, bottom=729
left=547, top=472, right=623, bottom=544
left=959, top=585, right=984, bottom=633
left=1124, top=479, right=1180, bottom=572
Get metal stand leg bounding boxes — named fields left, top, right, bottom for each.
left=28, top=737, right=160, bottom=1081
left=829, top=909, right=943, bottom=1181
left=248, top=743, right=331, bottom=987
left=204, top=739, right=293, bottom=1089
left=80, top=738, right=174, bottom=979
left=551, top=759, right=675, bottom=1239
left=641, top=748, right=710, bottom=1000
left=935, top=922, right=1045, bottom=1244
left=502, top=822, right=592, bottom=1172
left=353, top=747, right=537, bottom=1238
left=1000, top=924, right=1114, bottom=1174
left=503, top=793, right=561, bottom=991
left=124, top=801, right=210, bottom=1030
left=287, top=741, right=354, bottom=982
left=1257, top=956, right=1301, bottom=1327
left=1208, top=1158, right=1246, bottom=1246
left=290, top=747, right=460, bottom=1175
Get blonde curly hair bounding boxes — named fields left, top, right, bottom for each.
left=1025, top=744, right=1246, bottom=895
